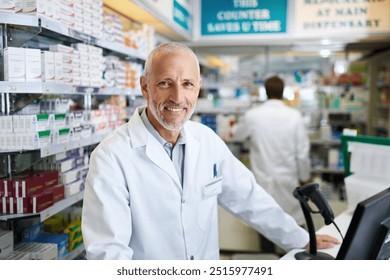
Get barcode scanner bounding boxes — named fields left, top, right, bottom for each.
left=293, top=183, right=334, bottom=225
left=293, top=183, right=336, bottom=260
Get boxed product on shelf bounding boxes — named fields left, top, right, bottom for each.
left=25, top=48, right=41, bottom=82
left=60, top=166, right=84, bottom=185
left=12, top=115, right=23, bottom=133
left=24, top=113, right=51, bottom=132
left=64, top=219, right=82, bottom=252
left=40, top=98, right=70, bottom=114
left=0, top=0, right=22, bottom=13
left=55, top=147, right=84, bottom=162
left=0, top=179, right=14, bottom=197
left=81, top=124, right=92, bottom=138
left=22, top=0, right=46, bottom=15
left=3, top=47, right=25, bottom=82
left=49, top=44, right=74, bottom=54
left=2, top=196, right=19, bottom=213
left=68, top=111, right=85, bottom=128
left=54, top=52, right=64, bottom=83
left=22, top=222, right=43, bottom=242
left=14, top=174, right=46, bottom=197
left=36, top=170, right=59, bottom=188
left=71, top=125, right=83, bottom=140
left=22, top=130, right=52, bottom=150
left=54, top=157, right=78, bottom=173
left=43, top=184, right=64, bottom=203
left=0, top=251, right=32, bottom=260
left=0, top=230, right=14, bottom=258
left=34, top=232, right=69, bottom=259
left=1, top=192, right=52, bottom=214
left=41, top=51, right=55, bottom=82
left=64, top=179, right=84, bottom=198
left=52, top=127, right=71, bottom=144
left=14, top=242, right=57, bottom=260
left=30, top=191, right=54, bottom=213
left=51, top=113, right=67, bottom=129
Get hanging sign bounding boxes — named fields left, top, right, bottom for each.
left=201, top=0, right=288, bottom=36
left=173, top=0, right=192, bottom=31
left=295, top=0, right=390, bottom=35
left=142, top=0, right=192, bottom=33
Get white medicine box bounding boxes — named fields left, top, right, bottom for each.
left=3, top=47, right=25, bottom=82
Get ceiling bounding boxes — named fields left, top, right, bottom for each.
left=103, top=1, right=390, bottom=76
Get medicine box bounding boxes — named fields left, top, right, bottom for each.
left=3, top=47, right=25, bottom=82
left=41, top=51, right=55, bottom=82
left=25, top=48, right=41, bottom=81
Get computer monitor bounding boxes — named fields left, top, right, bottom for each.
left=336, top=187, right=390, bottom=260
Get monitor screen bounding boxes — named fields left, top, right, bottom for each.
left=336, top=187, right=390, bottom=260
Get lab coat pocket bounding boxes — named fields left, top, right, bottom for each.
left=198, top=176, right=223, bottom=231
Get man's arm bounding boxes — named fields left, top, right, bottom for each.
left=82, top=146, right=134, bottom=259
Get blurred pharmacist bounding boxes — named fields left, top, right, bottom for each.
left=81, top=43, right=339, bottom=260
left=234, top=76, right=311, bottom=228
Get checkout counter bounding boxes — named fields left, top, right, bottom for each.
left=282, top=134, right=390, bottom=260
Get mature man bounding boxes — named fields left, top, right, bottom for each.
left=81, top=42, right=338, bottom=260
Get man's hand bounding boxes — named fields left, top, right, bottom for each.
left=305, top=234, right=340, bottom=249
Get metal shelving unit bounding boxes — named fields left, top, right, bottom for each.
left=0, top=12, right=146, bottom=60
left=367, top=50, right=390, bottom=137
left=0, top=81, right=141, bottom=96
left=0, top=11, right=147, bottom=260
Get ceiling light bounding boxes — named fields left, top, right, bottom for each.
left=320, top=49, right=331, bottom=58
left=321, top=39, right=331, bottom=45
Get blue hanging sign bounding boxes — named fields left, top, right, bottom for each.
left=174, top=0, right=192, bottom=32
left=201, top=0, right=287, bottom=36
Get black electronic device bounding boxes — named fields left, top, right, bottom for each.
left=293, top=183, right=336, bottom=260
left=336, top=187, right=390, bottom=260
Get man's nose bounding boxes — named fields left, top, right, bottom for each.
left=169, top=85, right=181, bottom=103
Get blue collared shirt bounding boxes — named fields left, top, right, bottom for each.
left=140, top=108, right=186, bottom=186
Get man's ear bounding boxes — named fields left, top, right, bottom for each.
left=140, top=76, right=148, bottom=100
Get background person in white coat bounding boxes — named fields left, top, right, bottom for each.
left=234, top=76, right=311, bottom=252
left=81, top=43, right=338, bottom=260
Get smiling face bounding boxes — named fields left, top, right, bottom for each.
left=140, top=46, right=201, bottom=142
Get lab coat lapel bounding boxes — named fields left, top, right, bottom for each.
left=183, top=126, right=200, bottom=192
left=145, top=139, right=182, bottom=190
left=128, top=107, right=182, bottom=190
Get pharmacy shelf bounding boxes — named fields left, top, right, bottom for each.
left=40, top=132, right=110, bottom=158
left=0, top=12, right=146, bottom=60
left=0, top=190, right=84, bottom=222
left=0, top=11, right=38, bottom=26
left=95, top=39, right=146, bottom=60
left=0, top=133, right=110, bottom=156
left=40, top=16, right=146, bottom=60
left=0, top=82, right=141, bottom=96
left=98, top=87, right=142, bottom=96
left=0, top=81, right=75, bottom=94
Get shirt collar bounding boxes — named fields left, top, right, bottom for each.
left=140, top=108, right=186, bottom=146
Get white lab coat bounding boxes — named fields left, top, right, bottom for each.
left=82, top=106, right=309, bottom=260
left=234, top=100, right=311, bottom=225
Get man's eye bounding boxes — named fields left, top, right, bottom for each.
left=183, top=82, right=194, bottom=88
left=158, top=81, right=170, bottom=87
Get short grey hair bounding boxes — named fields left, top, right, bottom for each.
left=143, top=42, right=200, bottom=80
